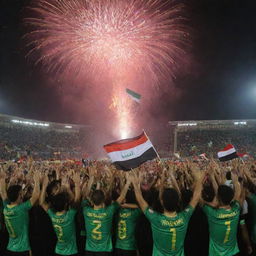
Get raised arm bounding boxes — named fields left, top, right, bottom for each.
left=130, top=172, right=148, bottom=212
left=39, top=174, right=49, bottom=211
left=0, top=168, right=7, bottom=201
left=30, top=171, right=40, bottom=206
left=232, top=172, right=242, bottom=205
left=83, top=167, right=95, bottom=200
left=116, top=175, right=131, bottom=205
left=73, top=172, right=81, bottom=204
left=189, top=169, right=205, bottom=208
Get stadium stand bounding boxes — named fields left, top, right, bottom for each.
left=169, top=120, right=256, bottom=158
left=0, top=113, right=91, bottom=160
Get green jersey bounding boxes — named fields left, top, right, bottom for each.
left=248, top=194, right=256, bottom=244
left=83, top=201, right=119, bottom=252
left=3, top=200, right=32, bottom=252
left=203, top=201, right=240, bottom=256
left=115, top=208, right=141, bottom=250
left=47, top=208, right=78, bottom=255
left=144, top=205, right=194, bottom=256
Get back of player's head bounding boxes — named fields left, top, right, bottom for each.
left=202, top=184, right=215, bottom=202
left=91, top=190, right=105, bottom=206
left=47, top=180, right=61, bottom=197
left=51, top=192, right=69, bottom=212
left=7, top=185, right=22, bottom=203
left=217, top=185, right=234, bottom=205
left=125, top=189, right=136, bottom=204
left=161, top=188, right=179, bottom=212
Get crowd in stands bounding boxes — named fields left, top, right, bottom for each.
left=177, top=128, right=256, bottom=157
left=0, top=158, right=256, bottom=256
left=0, top=125, right=84, bottom=160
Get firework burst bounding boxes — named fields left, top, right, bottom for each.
left=25, top=0, right=190, bottom=138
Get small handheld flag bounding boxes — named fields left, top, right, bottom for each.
left=126, top=88, right=141, bottom=103
left=217, top=144, right=238, bottom=162
left=103, top=132, right=157, bottom=171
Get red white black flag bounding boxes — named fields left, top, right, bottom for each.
left=217, top=144, right=238, bottom=162
left=103, top=132, right=157, bottom=171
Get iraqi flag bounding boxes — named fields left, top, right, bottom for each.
left=217, top=144, right=238, bottom=162
left=103, top=132, right=157, bottom=171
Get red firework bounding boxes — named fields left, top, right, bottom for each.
left=25, top=0, right=190, bottom=139
left=25, top=0, right=189, bottom=83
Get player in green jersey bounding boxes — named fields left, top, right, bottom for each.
left=40, top=172, right=81, bottom=256
left=202, top=171, right=242, bottom=256
left=129, top=168, right=205, bottom=256
left=83, top=169, right=131, bottom=256
left=0, top=170, right=40, bottom=256
left=115, top=189, right=141, bottom=256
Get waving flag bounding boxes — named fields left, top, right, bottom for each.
left=217, top=144, right=238, bottom=162
left=103, top=132, right=157, bottom=171
left=126, top=88, right=141, bottom=103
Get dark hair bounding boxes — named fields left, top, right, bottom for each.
left=91, top=190, right=105, bottom=206
left=226, top=171, right=232, bottom=180
left=46, top=180, right=61, bottom=201
left=202, top=184, right=215, bottom=202
left=7, top=185, right=22, bottom=203
left=161, top=188, right=179, bottom=212
left=181, top=189, right=193, bottom=208
left=217, top=185, right=234, bottom=205
left=51, top=192, right=69, bottom=212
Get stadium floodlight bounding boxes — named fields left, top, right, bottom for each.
left=234, top=121, right=247, bottom=125
left=177, top=123, right=197, bottom=127
left=65, top=125, right=73, bottom=129
left=11, top=119, right=49, bottom=127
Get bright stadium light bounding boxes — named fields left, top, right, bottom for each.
left=177, top=123, right=197, bottom=127
left=65, top=125, right=73, bottom=129
left=11, top=119, right=49, bottom=127
left=234, top=121, right=247, bottom=125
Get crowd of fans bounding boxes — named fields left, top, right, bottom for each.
left=0, top=158, right=256, bottom=256
left=0, top=126, right=84, bottom=160
left=177, top=128, right=256, bottom=157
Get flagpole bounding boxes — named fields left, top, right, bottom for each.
left=143, top=129, right=161, bottom=161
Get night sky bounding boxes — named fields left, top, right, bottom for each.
left=1, top=0, right=256, bottom=125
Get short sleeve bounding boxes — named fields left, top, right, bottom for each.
left=231, top=200, right=240, bottom=211
left=82, top=200, right=90, bottom=208
left=202, top=204, right=211, bottom=216
left=19, top=200, right=32, bottom=211
left=108, top=201, right=119, bottom=213
left=3, top=200, right=8, bottom=207
left=144, top=207, right=158, bottom=223
left=182, top=205, right=194, bottom=219
left=69, top=208, right=77, bottom=217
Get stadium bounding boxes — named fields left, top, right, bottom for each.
left=1, top=111, right=256, bottom=161
left=1, top=1, right=256, bottom=256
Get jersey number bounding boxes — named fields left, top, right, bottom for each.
left=170, top=228, right=176, bottom=250
left=92, top=220, right=102, bottom=240
left=224, top=221, right=231, bottom=243
left=118, top=220, right=127, bottom=240
left=5, top=217, right=16, bottom=238
left=54, top=225, right=64, bottom=242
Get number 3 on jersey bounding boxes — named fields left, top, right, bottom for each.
left=170, top=228, right=176, bottom=250
left=54, top=225, right=64, bottom=242
left=92, top=220, right=102, bottom=240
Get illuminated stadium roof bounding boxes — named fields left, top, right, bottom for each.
left=0, top=113, right=91, bottom=132
left=168, top=119, right=256, bottom=131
